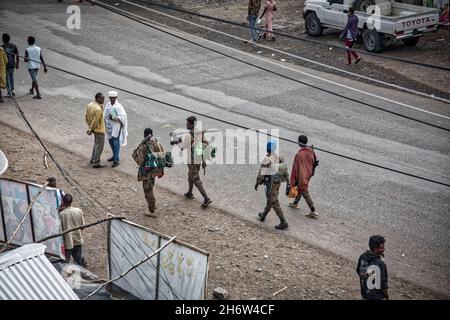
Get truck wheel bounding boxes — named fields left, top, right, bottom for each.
left=352, top=0, right=375, bottom=12
left=402, top=37, right=420, bottom=47
left=363, top=29, right=384, bottom=53
left=305, top=12, right=323, bottom=37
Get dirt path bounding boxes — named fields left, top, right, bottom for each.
left=0, top=120, right=444, bottom=299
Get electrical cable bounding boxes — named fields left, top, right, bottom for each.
left=117, top=0, right=450, bottom=104
left=82, top=2, right=450, bottom=130
left=110, top=0, right=450, bottom=72
left=14, top=60, right=450, bottom=187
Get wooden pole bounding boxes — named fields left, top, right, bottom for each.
left=36, top=216, right=124, bottom=243
left=0, top=181, right=49, bottom=253
left=84, top=236, right=176, bottom=300
left=272, top=286, right=288, bottom=297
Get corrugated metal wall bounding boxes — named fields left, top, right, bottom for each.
left=0, top=244, right=79, bottom=300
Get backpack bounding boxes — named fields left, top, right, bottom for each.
left=191, top=132, right=216, bottom=161
left=132, top=140, right=147, bottom=166
left=262, top=155, right=289, bottom=184
left=273, top=161, right=289, bottom=183
left=143, top=142, right=166, bottom=171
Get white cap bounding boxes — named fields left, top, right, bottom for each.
left=108, top=91, right=118, bottom=97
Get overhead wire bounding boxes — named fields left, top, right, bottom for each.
left=9, top=97, right=109, bottom=231
left=117, top=0, right=450, bottom=104
left=82, top=1, right=450, bottom=131
left=111, top=0, right=450, bottom=72
left=14, top=56, right=450, bottom=187
left=8, top=97, right=182, bottom=299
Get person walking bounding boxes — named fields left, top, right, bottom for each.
left=104, top=91, right=128, bottom=168
left=340, top=7, right=361, bottom=65
left=85, top=92, right=106, bottom=168
left=173, top=116, right=212, bottom=208
left=24, top=36, right=48, bottom=99
left=255, top=140, right=290, bottom=230
left=357, top=235, right=389, bottom=300
left=1, top=34, right=19, bottom=98
left=289, top=135, right=319, bottom=218
left=258, top=0, right=277, bottom=41
left=59, top=194, right=88, bottom=267
left=0, top=46, right=7, bottom=103
left=132, top=128, right=167, bottom=217
left=247, top=0, right=262, bottom=42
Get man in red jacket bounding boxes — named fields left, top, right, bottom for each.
left=289, top=135, right=318, bottom=218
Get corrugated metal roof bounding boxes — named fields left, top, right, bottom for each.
left=0, top=244, right=79, bottom=300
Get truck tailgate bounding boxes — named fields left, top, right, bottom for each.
left=394, top=12, right=439, bottom=32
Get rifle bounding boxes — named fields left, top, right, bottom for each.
left=169, top=129, right=220, bottom=145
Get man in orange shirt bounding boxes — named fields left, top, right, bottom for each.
left=289, top=135, right=319, bottom=218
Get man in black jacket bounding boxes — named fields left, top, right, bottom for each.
left=357, top=235, right=389, bottom=300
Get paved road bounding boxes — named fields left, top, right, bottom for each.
left=1, top=0, right=449, bottom=295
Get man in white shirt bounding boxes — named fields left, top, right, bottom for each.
left=46, top=177, right=65, bottom=210
left=24, top=36, right=47, bottom=99
left=104, top=90, right=128, bottom=167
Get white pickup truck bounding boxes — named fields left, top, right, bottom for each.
left=303, top=0, right=440, bottom=52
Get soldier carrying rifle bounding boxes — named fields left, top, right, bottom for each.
left=255, top=139, right=290, bottom=230
left=172, top=116, right=212, bottom=209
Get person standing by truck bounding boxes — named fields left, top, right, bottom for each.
left=247, top=0, right=262, bottom=42
left=257, top=0, right=277, bottom=41
left=340, top=7, right=361, bottom=65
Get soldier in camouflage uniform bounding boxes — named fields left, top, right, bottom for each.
left=174, top=116, right=212, bottom=208
left=255, top=140, right=290, bottom=230
left=134, top=128, right=165, bottom=217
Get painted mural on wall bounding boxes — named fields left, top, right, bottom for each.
left=0, top=178, right=65, bottom=259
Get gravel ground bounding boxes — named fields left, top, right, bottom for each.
left=0, top=121, right=445, bottom=299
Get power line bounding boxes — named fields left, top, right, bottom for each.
left=15, top=59, right=449, bottom=187
left=106, top=0, right=450, bottom=72
left=118, top=0, right=450, bottom=104
left=83, top=2, right=450, bottom=131
left=8, top=97, right=184, bottom=299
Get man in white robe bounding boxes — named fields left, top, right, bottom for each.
left=104, top=90, right=128, bottom=167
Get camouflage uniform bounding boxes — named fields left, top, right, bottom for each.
left=142, top=176, right=156, bottom=213
left=181, top=131, right=209, bottom=199
left=256, top=153, right=289, bottom=228
left=136, top=137, right=164, bottom=215
left=293, top=191, right=315, bottom=210
left=187, top=163, right=208, bottom=199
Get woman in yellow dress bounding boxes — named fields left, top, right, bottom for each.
left=0, top=46, right=8, bottom=102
